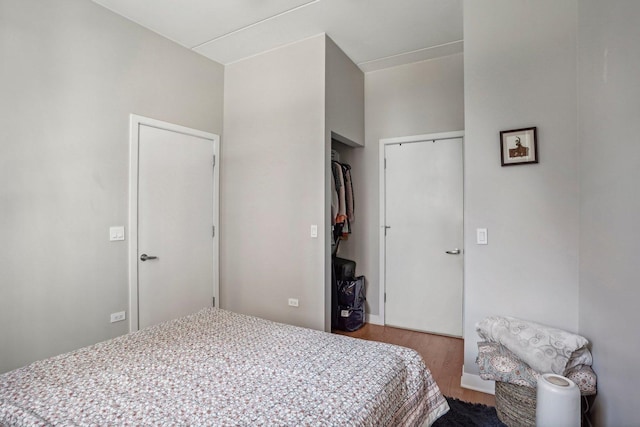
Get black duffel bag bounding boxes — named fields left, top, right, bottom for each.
left=335, top=276, right=365, bottom=332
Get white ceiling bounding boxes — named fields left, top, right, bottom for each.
left=92, top=0, right=463, bottom=72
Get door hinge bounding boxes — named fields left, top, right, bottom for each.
left=212, top=155, right=216, bottom=168
left=212, top=225, right=215, bottom=237
left=212, top=297, right=216, bottom=307
left=384, top=158, right=387, bottom=169
left=384, top=292, right=387, bottom=303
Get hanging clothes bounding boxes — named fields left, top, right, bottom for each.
left=336, top=166, right=347, bottom=229
left=342, top=163, right=355, bottom=225
left=331, top=162, right=340, bottom=226
left=332, top=160, right=355, bottom=238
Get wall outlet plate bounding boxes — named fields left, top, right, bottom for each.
left=110, top=311, right=126, bottom=323
left=288, top=298, right=299, bottom=307
left=109, top=226, right=125, bottom=241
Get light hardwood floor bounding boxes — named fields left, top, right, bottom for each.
left=335, top=323, right=496, bottom=406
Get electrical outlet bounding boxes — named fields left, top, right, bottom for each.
left=288, top=298, right=299, bottom=307
left=110, top=311, right=126, bottom=323
left=109, top=226, right=125, bottom=241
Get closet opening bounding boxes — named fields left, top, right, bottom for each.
left=329, top=134, right=365, bottom=334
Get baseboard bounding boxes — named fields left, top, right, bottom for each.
left=366, top=313, right=383, bottom=326
left=461, top=371, right=495, bottom=395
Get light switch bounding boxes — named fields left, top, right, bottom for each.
left=109, top=226, right=125, bottom=241
left=476, top=228, right=488, bottom=245
left=310, top=224, right=318, bottom=238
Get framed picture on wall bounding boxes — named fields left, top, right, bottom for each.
left=500, top=127, right=538, bottom=166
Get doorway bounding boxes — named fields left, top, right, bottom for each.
left=379, top=131, right=463, bottom=336
left=128, top=115, right=220, bottom=331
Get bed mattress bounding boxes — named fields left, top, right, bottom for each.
left=0, top=308, right=448, bottom=426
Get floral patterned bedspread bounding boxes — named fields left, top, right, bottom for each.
left=0, top=308, right=448, bottom=426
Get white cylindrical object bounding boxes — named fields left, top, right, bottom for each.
left=536, top=373, right=580, bottom=426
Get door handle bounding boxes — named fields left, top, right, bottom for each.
left=445, top=249, right=461, bottom=255
left=140, top=253, right=158, bottom=261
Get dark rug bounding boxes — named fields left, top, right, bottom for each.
left=432, top=397, right=507, bottom=427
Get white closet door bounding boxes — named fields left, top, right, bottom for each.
left=384, top=138, right=463, bottom=336
left=136, top=124, right=215, bottom=329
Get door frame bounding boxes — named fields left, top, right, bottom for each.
left=128, top=114, right=220, bottom=332
left=378, top=130, right=464, bottom=327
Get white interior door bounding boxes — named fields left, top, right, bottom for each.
left=384, top=137, right=463, bottom=336
left=132, top=119, right=218, bottom=330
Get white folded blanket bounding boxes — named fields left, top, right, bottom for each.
left=476, top=315, right=593, bottom=375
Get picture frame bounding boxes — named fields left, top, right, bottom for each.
left=500, top=127, right=538, bottom=166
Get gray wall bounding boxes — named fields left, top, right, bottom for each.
left=0, top=0, right=224, bottom=374
left=578, top=1, right=640, bottom=425
left=362, top=54, right=465, bottom=317
left=221, top=35, right=327, bottom=330
left=325, top=37, right=364, bottom=147
left=463, top=0, right=580, bottom=375
left=324, top=36, right=364, bottom=329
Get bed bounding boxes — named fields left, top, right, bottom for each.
left=0, top=308, right=449, bottom=426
